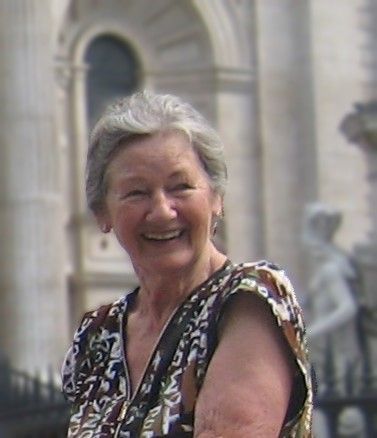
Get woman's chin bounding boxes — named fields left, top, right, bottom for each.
left=140, top=250, right=199, bottom=276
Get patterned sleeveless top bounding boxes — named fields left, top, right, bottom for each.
left=62, top=260, right=313, bottom=437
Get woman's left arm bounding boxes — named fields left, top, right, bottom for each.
left=194, top=292, right=296, bottom=438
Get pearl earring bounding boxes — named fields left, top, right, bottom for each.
left=212, top=211, right=223, bottom=236
left=101, top=224, right=111, bottom=233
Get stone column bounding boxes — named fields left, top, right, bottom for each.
left=216, top=74, right=265, bottom=262
left=255, top=0, right=318, bottom=284
left=0, top=1, right=69, bottom=373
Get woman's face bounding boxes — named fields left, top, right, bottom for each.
left=99, top=131, right=222, bottom=276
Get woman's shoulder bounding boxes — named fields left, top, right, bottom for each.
left=232, top=259, right=291, bottom=283
left=227, top=260, right=306, bottom=344
left=226, top=260, right=298, bottom=304
left=219, top=260, right=313, bottom=436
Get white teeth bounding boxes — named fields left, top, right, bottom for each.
left=144, top=230, right=182, bottom=241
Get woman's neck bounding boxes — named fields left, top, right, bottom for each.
left=132, top=248, right=227, bottom=327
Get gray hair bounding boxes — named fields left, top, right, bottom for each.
left=86, top=90, right=227, bottom=213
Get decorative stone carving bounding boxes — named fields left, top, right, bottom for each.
left=340, top=103, right=377, bottom=347
left=337, top=406, right=367, bottom=438
left=340, top=102, right=377, bottom=148
left=340, top=103, right=377, bottom=242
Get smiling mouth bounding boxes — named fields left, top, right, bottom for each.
left=143, top=230, right=184, bottom=241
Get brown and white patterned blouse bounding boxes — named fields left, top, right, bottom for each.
left=62, top=260, right=313, bottom=437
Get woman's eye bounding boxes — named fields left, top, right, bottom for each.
left=173, top=183, right=192, bottom=191
left=125, top=189, right=147, bottom=198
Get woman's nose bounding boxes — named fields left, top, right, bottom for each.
left=146, top=191, right=177, bottom=221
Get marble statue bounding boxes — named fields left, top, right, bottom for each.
left=302, top=202, right=361, bottom=382
left=301, top=203, right=364, bottom=437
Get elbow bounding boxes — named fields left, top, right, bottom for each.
left=341, top=301, right=358, bottom=323
left=194, top=403, right=283, bottom=438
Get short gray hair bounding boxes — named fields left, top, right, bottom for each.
left=86, top=90, right=227, bottom=213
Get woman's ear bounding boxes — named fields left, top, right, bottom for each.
left=211, top=194, right=224, bottom=235
left=213, top=194, right=224, bottom=218
left=95, top=208, right=112, bottom=233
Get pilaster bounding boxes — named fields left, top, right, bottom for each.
left=0, top=0, right=69, bottom=373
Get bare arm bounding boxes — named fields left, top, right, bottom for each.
left=194, top=293, right=295, bottom=438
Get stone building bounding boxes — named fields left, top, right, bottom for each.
left=0, top=0, right=374, bottom=375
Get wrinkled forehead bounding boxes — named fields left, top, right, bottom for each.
left=104, top=130, right=209, bottom=183
left=108, top=129, right=194, bottom=163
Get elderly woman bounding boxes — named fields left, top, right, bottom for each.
left=62, top=91, right=313, bottom=437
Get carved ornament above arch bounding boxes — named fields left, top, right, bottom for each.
left=58, top=0, right=215, bottom=78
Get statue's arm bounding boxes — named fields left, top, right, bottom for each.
left=307, top=265, right=357, bottom=339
